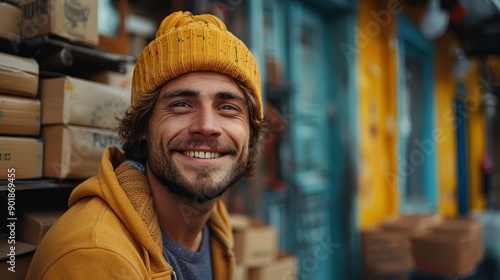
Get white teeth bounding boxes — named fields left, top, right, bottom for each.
left=183, top=151, right=222, bottom=159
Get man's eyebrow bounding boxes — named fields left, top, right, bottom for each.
left=160, top=89, right=199, bottom=101
left=160, top=89, right=246, bottom=103
left=215, top=91, right=246, bottom=103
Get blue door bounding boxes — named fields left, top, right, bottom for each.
left=288, top=3, right=334, bottom=279
left=253, top=0, right=359, bottom=278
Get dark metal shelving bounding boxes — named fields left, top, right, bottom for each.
left=0, top=34, right=136, bottom=78
left=17, top=35, right=136, bottom=77
left=0, top=179, right=82, bottom=192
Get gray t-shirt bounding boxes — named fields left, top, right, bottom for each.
left=125, top=160, right=213, bottom=279
left=161, top=225, right=213, bottom=280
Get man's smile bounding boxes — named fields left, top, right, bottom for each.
left=182, top=151, right=223, bottom=159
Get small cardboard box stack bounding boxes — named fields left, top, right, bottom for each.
left=19, top=0, right=98, bottom=46
left=230, top=214, right=297, bottom=280
left=361, top=214, right=442, bottom=280
left=411, top=218, right=483, bottom=277
left=362, top=214, right=484, bottom=278
left=40, top=75, right=130, bottom=179
left=0, top=52, right=43, bottom=179
left=361, top=226, right=414, bottom=280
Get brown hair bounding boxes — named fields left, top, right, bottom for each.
left=119, top=82, right=268, bottom=176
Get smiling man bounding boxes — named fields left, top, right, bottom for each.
left=26, top=11, right=266, bottom=280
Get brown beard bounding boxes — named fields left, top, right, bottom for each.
left=147, top=137, right=248, bottom=202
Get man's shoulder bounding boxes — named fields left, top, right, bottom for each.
left=40, top=196, right=139, bottom=257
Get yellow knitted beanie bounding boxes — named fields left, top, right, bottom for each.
left=132, top=11, right=262, bottom=118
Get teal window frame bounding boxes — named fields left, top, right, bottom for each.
left=397, top=15, right=438, bottom=214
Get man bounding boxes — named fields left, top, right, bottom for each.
left=26, top=10, right=266, bottom=279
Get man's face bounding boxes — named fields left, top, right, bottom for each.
left=146, top=71, right=251, bottom=201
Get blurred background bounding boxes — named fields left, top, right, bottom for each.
left=99, top=0, right=500, bottom=279
left=1, top=0, right=500, bottom=279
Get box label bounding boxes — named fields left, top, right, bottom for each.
left=21, top=0, right=98, bottom=45
left=22, top=0, right=48, bottom=19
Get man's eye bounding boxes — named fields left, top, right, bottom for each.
left=171, top=101, right=189, bottom=107
left=221, top=104, right=238, bottom=111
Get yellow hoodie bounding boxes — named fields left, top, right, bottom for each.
left=26, top=147, right=235, bottom=279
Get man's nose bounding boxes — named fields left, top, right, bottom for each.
left=188, top=108, right=222, bottom=137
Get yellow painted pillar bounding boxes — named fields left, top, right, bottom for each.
left=434, top=33, right=458, bottom=217
left=357, top=0, right=399, bottom=229
left=466, top=60, right=487, bottom=210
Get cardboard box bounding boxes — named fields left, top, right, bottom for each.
left=18, top=208, right=66, bottom=245
left=231, top=214, right=278, bottom=267
left=361, top=226, right=414, bottom=277
left=0, top=136, right=43, bottom=179
left=0, top=238, right=37, bottom=280
left=4, top=0, right=21, bottom=6
left=0, top=95, right=41, bottom=136
left=234, top=265, right=248, bottom=280
left=20, top=0, right=98, bottom=46
left=0, top=52, right=39, bottom=97
left=0, top=2, right=21, bottom=42
left=380, top=214, right=442, bottom=238
left=433, top=218, right=483, bottom=262
left=42, top=125, right=121, bottom=179
left=411, top=218, right=482, bottom=276
left=40, top=76, right=130, bottom=130
left=87, top=62, right=135, bottom=90
left=248, top=252, right=297, bottom=280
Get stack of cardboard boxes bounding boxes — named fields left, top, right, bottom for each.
left=0, top=1, right=131, bottom=278
left=0, top=0, right=130, bottom=181
left=230, top=214, right=298, bottom=280
left=4, top=0, right=130, bottom=180
left=0, top=14, right=43, bottom=277
left=0, top=52, right=43, bottom=180
left=40, top=75, right=130, bottom=179
left=362, top=215, right=484, bottom=279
